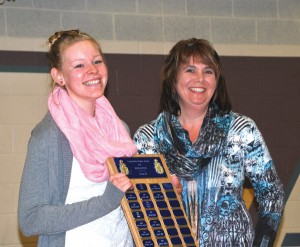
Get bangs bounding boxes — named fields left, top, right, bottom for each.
left=179, top=50, right=219, bottom=79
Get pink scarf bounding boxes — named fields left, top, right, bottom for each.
left=48, top=87, right=137, bottom=182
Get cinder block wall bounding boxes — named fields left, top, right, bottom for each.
left=1, top=0, right=300, bottom=55
left=0, top=1, right=300, bottom=246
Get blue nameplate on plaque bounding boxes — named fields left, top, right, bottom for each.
left=113, top=157, right=167, bottom=179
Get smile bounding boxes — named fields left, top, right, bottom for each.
left=190, top=87, right=205, bottom=92
left=83, top=79, right=100, bottom=86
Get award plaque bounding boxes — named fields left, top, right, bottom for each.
left=106, top=154, right=198, bottom=247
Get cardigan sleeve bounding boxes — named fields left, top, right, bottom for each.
left=242, top=121, right=285, bottom=247
left=18, top=119, right=124, bottom=237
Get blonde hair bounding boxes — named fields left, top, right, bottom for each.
left=47, top=29, right=105, bottom=89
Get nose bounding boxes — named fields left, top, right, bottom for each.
left=195, top=71, right=204, bottom=82
left=88, top=63, right=97, bottom=74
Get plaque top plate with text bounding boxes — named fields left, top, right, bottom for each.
left=112, top=156, right=167, bottom=179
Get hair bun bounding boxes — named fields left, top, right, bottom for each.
left=47, top=31, right=64, bottom=49
left=47, top=30, right=83, bottom=49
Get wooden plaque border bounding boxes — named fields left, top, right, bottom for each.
left=106, top=154, right=198, bottom=247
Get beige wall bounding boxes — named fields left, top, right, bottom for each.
left=0, top=72, right=49, bottom=247
left=1, top=0, right=300, bottom=246
left=277, top=176, right=300, bottom=246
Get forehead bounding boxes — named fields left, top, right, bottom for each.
left=180, top=56, right=208, bottom=67
left=61, top=41, right=101, bottom=65
left=63, top=40, right=100, bottom=54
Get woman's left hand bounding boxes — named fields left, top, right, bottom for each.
left=171, top=175, right=183, bottom=194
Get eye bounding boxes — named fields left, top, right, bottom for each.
left=74, top=64, right=84, bottom=69
left=185, top=66, right=195, bottom=73
left=94, top=59, right=103, bottom=65
left=204, top=68, right=215, bottom=75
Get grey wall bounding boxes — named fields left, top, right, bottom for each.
left=1, top=0, right=300, bottom=46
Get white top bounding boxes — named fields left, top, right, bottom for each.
left=65, top=158, right=133, bottom=247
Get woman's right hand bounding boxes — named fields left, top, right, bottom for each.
left=109, top=173, right=134, bottom=193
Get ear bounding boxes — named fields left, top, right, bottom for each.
left=50, top=68, right=65, bottom=86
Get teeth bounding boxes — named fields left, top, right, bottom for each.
left=84, top=80, right=100, bottom=86
left=190, top=87, right=205, bottom=92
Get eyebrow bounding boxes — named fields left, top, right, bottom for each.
left=181, top=64, right=196, bottom=69
left=182, top=64, right=212, bottom=69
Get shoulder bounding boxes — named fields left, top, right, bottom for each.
left=31, top=112, right=60, bottom=137
left=120, top=119, right=131, bottom=136
left=229, top=112, right=260, bottom=134
left=134, top=120, right=156, bottom=140
left=133, top=119, right=157, bottom=154
left=228, top=112, right=267, bottom=149
left=30, top=112, right=69, bottom=148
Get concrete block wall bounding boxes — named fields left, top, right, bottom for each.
left=0, top=0, right=300, bottom=246
left=1, top=0, right=300, bottom=55
left=0, top=72, right=49, bottom=247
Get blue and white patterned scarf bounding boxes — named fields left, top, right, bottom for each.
left=153, top=103, right=232, bottom=180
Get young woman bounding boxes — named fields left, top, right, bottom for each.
left=18, top=29, right=137, bottom=247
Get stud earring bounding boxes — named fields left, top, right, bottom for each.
left=57, top=80, right=64, bottom=86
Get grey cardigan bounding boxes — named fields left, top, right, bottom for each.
left=18, top=112, right=125, bottom=247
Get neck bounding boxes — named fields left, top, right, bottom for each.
left=178, top=106, right=208, bottom=143
left=178, top=105, right=207, bottom=125
left=178, top=112, right=204, bottom=132
left=85, top=103, right=96, bottom=116
left=76, top=100, right=96, bottom=117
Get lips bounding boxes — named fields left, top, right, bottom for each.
left=190, top=87, right=205, bottom=92
left=83, top=79, right=100, bottom=86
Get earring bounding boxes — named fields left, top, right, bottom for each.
left=57, top=80, right=64, bottom=86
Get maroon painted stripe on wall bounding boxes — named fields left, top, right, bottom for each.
left=0, top=51, right=49, bottom=66
left=1, top=50, right=299, bottom=193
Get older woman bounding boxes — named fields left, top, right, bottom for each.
left=133, top=38, right=285, bottom=246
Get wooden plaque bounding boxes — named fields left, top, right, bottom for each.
left=106, top=154, right=198, bottom=247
